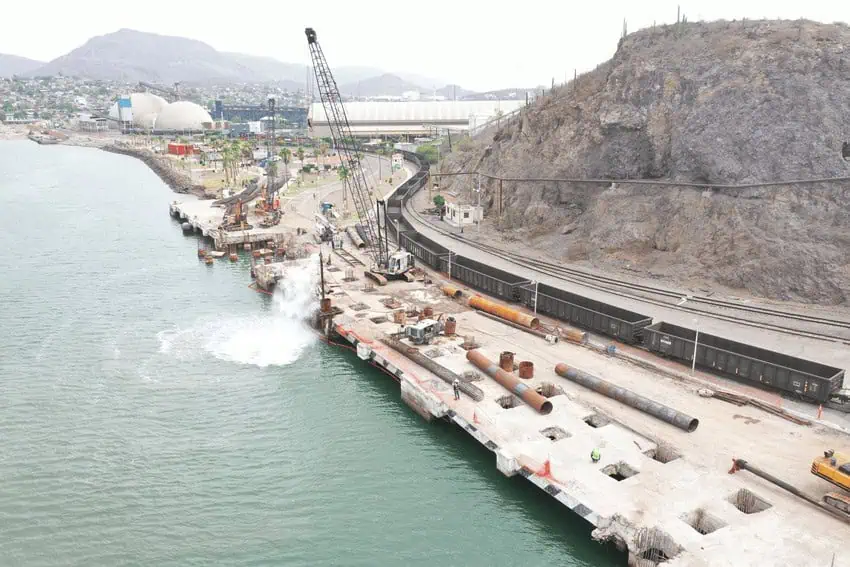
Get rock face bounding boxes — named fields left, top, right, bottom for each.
left=443, top=20, right=850, bottom=304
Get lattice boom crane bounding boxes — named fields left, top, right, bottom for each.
left=305, top=27, right=386, bottom=267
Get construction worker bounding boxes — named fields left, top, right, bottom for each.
left=591, top=448, right=601, bottom=464
left=452, top=379, right=460, bottom=401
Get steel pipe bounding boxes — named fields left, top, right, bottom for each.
left=467, top=350, right=553, bottom=414
left=468, top=295, right=539, bottom=329
left=382, top=337, right=484, bottom=401
left=554, top=363, right=699, bottom=432
left=441, top=284, right=463, bottom=299
left=346, top=226, right=365, bottom=249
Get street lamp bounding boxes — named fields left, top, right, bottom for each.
left=475, top=172, right=482, bottom=233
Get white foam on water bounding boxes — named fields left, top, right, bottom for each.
left=158, top=256, right=319, bottom=368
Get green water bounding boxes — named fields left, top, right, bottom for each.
left=0, top=140, right=623, bottom=566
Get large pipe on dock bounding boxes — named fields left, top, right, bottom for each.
left=381, top=336, right=484, bottom=401
left=554, top=363, right=699, bottom=432
left=346, top=226, right=365, bottom=249
left=468, top=295, right=539, bottom=329
left=467, top=350, right=553, bottom=414
left=355, top=224, right=371, bottom=245
left=441, top=284, right=463, bottom=299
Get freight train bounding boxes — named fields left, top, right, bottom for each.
left=386, top=150, right=846, bottom=405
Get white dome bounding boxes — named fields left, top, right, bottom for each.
left=108, top=92, right=167, bottom=129
left=154, top=101, right=213, bottom=132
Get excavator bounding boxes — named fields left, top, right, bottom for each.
left=306, top=27, right=415, bottom=286
left=811, top=450, right=850, bottom=513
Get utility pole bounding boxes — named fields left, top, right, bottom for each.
left=476, top=172, right=481, bottom=233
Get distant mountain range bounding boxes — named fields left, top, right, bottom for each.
left=2, top=28, right=529, bottom=98
left=0, top=54, right=44, bottom=78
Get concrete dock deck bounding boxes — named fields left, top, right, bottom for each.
left=318, top=245, right=850, bottom=567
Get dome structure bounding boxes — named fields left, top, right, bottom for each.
left=154, top=101, right=213, bottom=132
left=108, top=92, right=167, bottom=129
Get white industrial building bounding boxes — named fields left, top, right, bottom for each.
left=107, top=94, right=213, bottom=132
left=308, top=100, right=523, bottom=138
left=154, top=101, right=213, bottom=132
left=108, top=92, right=167, bottom=129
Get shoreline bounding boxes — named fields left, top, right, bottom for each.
left=0, top=127, right=211, bottom=200
left=100, top=144, right=210, bottom=199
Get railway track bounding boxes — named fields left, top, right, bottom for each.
left=403, top=199, right=850, bottom=345
left=334, top=248, right=365, bottom=267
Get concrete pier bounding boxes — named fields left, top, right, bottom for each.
left=318, top=244, right=850, bottom=567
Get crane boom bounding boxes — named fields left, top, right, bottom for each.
left=305, top=27, right=385, bottom=267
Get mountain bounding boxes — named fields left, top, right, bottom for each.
left=443, top=20, right=850, bottom=304
left=436, top=84, right=474, bottom=99
left=0, top=54, right=44, bottom=78
left=223, top=52, right=307, bottom=85
left=26, top=29, right=447, bottom=89
left=32, top=29, right=267, bottom=83
left=339, top=73, right=425, bottom=97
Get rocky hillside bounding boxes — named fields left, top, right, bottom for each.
left=442, top=20, right=850, bottom=304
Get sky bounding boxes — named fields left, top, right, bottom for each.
left=1, top=0, right=849, bottom=91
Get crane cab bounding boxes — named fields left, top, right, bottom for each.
left=386, top=250, right=414, bottom=276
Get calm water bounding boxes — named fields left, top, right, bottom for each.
left=0, top=140, right=623, bottom=566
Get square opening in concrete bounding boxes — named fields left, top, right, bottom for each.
left=680, top=509, right=727, bottom=535
left=601, top=461, right=639, bottom=481
left=636, top=527, right=683, bottom=564
left=583, top=413, right=610, bottom=428
left=536, top=382, right=565, bottom=398
left=540, top=426, right=571, bottom=441
left=728, top=488, right=772, bottom=514
left=643, top=444, right=681, bottom=464
left=496, top=395, right=521, bottom=409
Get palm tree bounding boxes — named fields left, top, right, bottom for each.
left=317, top=143, right=329, bottom=170
left=278, top=147, right=292, bottom=182
left=296, top=146, right=305, bottom=164
left=338, top=165, right=349, bottom=182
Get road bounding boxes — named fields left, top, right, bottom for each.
left=281, top=155, right=409, bottom=230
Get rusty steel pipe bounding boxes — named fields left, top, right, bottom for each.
left=467, top=350, right=553, bottom=414
left=441, top=284, right=463, bottom=299
left=468, top=295, right=539, bottom=329
left=554, top=363, right=698, bottom=432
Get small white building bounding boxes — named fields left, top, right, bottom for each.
left=391, top=152, right=404, bottom=170
left=445, top=202, right=483, bottom=228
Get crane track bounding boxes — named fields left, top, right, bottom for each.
left=403, top=200, right=850, bottom=345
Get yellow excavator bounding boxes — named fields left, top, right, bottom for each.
left=811, top=450, right=850, bottom=513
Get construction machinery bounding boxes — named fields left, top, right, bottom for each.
left=404, top=319, right=443, bottom=345
left=811, top=450, right=850, bottom=513
left=256, top=96, right=282, bottom=225
left=306, top=27, right=414, bottom=285
left=222, top=198, right=250, bottom=231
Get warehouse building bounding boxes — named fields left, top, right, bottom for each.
left=308, top=100, right=523, bottom=138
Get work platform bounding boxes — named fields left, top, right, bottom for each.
left=318, top=244, right=850, bottom=567
left=170, top=199, right=292, bottom=248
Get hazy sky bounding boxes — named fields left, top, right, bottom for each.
left=2, top=0, right=848, bottom=90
